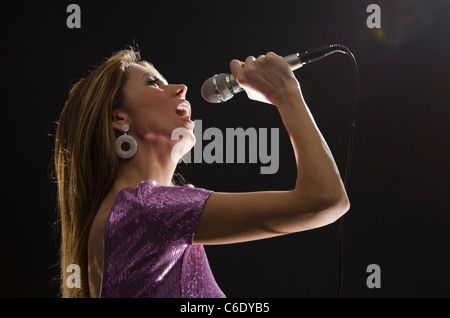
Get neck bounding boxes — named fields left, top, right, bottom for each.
left=114, top=141, right=179, bottom=190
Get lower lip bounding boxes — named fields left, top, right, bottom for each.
left=180, top=116, right=194, bottom=124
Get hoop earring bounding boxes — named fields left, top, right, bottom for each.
left=116, top=124, right=137, bottom=159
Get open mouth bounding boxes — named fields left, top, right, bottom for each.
left=176, top=101, right=191, bottom=119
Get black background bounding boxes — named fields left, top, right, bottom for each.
left=1, top=0, right=449, bottom=298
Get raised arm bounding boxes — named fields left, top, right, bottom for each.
left=194, top=52, right=350, bottom=245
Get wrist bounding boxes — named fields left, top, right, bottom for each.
left=273, top=84, right=306, bottom=109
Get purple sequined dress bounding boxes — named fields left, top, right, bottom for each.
left=99, top=180, right=225, bottom=298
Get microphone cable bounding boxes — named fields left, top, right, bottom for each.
left=318, top=45, right=359, bottom=298
left=301, top=44, right=360, bottom=298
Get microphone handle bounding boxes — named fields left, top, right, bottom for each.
left=299, top=44, right=349, bottom=65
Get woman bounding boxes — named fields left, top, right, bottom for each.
left=54, top=48, right=349, bottom=298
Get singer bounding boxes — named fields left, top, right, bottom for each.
left=54, top=48, right=349, bottom=298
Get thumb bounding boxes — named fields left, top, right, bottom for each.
left=229, top=59, right=246, bottom=85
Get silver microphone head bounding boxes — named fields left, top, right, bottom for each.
left=201, top=73, right=238, bottom=103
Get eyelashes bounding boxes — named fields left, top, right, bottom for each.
left=147, top=78, right=160, bottom=87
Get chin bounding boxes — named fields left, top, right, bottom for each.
left=183, top=118, right=195, bottom=130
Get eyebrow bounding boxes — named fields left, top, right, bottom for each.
left=141, top=72, right=157, bottom=80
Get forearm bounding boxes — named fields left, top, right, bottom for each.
left=275, top=89, right=347, bottom=205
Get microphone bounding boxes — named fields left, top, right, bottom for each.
left=201, top=44, right=349, bottom=103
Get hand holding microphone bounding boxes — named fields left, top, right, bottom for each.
left=228, top=52, right=302, bottom=106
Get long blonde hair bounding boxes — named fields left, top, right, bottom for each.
left=54, top=49, right=150, bottom=297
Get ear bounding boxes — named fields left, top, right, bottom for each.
left=112, top=109, right=127, bottom=133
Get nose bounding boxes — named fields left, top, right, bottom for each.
left=173, top=84, right=187, bottom=99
